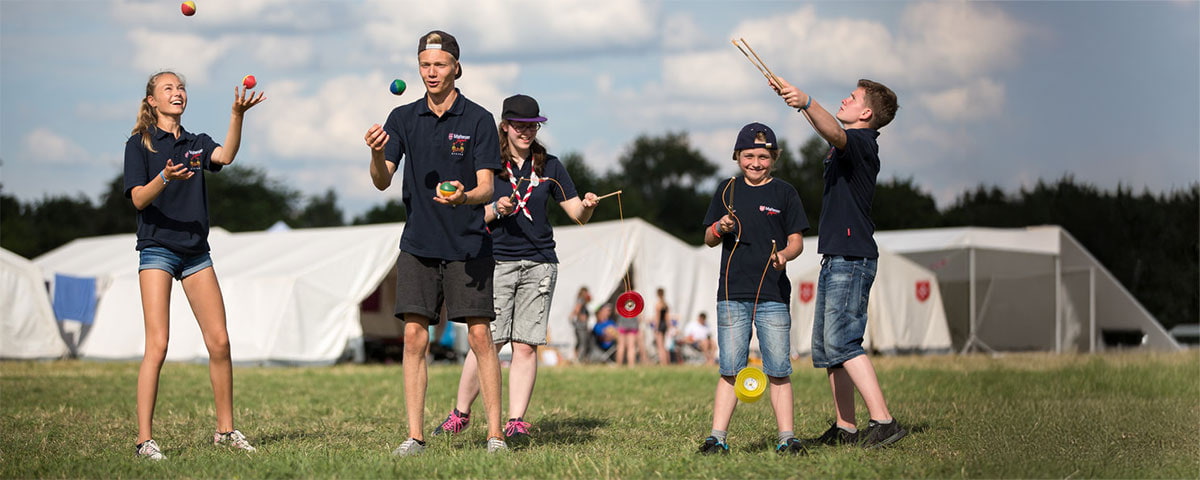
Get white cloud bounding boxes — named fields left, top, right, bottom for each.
left=662, top=14, right=706, bottom=52
left=22, top=128, right=87, bottom=165
left=360, top=0, right=657, bottom=60
left=127, top=29, right=236, bottom=84
left=917, top=78, right=1006, bottom=122
left=251, top=35, right=315, bottom=70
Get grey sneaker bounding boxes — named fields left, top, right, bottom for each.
left=860, top=419, right=907, bottom=448
left=392, top=438, right=426, bottom=456
left=214, top=430, right=257, bottom=452
left=486, top=436, right=508, bottom=454
left=135, top=439, right=165, bottom=460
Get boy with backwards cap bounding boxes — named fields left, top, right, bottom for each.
left=363, top=30, right=507, bottom=455
left=699, top=123, right=810, bottom=455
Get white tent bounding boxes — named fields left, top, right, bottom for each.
left=874, top=226, right=1181, bottom=352
left=787, top=239, right=952, bottom=356
left=0, top=248, right=69, bottom=359
left=35, top=224, right=402, bottom=364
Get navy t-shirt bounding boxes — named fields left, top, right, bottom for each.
left=703, top=177, right=810, bottom=303
left=382, top=90, right=502, bottom=260
left=123, top=126, right=222, bottom=255
left=489, top=154, right=576, bottom=263
left=817, top=128, right=880, bottom=259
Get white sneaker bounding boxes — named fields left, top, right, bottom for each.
left=214, top=430, right=257, bottom=452
left=487, top=436, right=508, bottom=454
left=392, top=438, right=426, bottom=456
left=135, top=439, right=165, bottom=460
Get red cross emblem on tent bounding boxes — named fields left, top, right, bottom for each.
left=799, top=282, right=814, bottom=303
left=915, top=280, right=931, bottom=302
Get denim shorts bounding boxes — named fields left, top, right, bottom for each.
left=138, top=246, right=213, bottom=280
left=716, top=300, right=792, bottom=378
left=491, top=260, right=557, bottom=345
left=811, top=255, right=877, bottom=368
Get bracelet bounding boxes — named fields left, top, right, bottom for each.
left=159, top=171, right=170, bottom=185
left=710, top=222, right=722, bottom=238
left=491, top=200, right=499, bottom=217
left=797, top=94, right=812, bottom=111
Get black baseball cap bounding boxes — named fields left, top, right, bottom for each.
left=418, top=30, right=462, bottom=79
left=501, top=94, right=547, bottom=122
left=733, top=122, right=778, bottom=151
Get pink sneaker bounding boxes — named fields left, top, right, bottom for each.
left=504, top=417, right=531, bottom=441
left=433, top=408, right=470, bottom=435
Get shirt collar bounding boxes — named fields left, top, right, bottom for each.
left=417, top=88, right=466, bottom=117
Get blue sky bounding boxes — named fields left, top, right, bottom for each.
left=2, top=0, right=1197, bottom=219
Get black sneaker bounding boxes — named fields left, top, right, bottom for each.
left=802, top=423, right=860, bottom=447
left=697, top=436, right=729, bottom=455
left=860, top=419, right=907, bottom=448
left=775, top=437, right=808, bottom=455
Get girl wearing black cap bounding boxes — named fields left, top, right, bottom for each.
left=124, top=71, right=264, bottom=460
left=433, top=94, right=599, bottom=443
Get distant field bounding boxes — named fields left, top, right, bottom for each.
left=2, top=352, right=1197, bottom=479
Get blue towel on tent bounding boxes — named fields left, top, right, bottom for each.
left=53, top=274, right=96, bottom=325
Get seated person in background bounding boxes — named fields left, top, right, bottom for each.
left=592, top=303, right=618, bottom=353
left=680, top=312, right=716, bottom=365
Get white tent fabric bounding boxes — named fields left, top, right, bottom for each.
left=35, top=224, right=401, bottom=364
left=1, top=248, right=69, bottom=359
left=874, top=226, right=1180, bottom=352
left=787, top=239, right=952, bottom=356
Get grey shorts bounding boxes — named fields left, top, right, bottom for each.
left=393, top=251, right=494, bottom=325
left=491, top=260, right=557, bottom=345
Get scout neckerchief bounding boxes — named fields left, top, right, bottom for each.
left=505, top=158, right=539, bottom=221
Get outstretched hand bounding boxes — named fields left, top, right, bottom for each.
left=771, top=76, right=809, bottom=110
left=364, top=124, right=389, bottom=153
left=581, top=192, right=599, bottom=209
left=232, top=86, right=266, bottom=114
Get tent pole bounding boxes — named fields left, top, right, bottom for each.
left=961, top=247, right=978, bottom=354
left=1089, top=266, right=1096, bottom=353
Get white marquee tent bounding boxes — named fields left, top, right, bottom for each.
left=35, top=224, right=401, bottom=364
left=1, top=248, right=69, bottom=359
left=787, top=239, right=953, bottom=356
left=874, top=226, right=1181, bottom=352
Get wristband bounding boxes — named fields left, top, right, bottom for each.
left=797, top=94, right=812, bottom=111
left=710, top=222, right=722, bottom=238
left=160, top=171, right=170, bottom=185
left=491, top=200, right=499, bottom=217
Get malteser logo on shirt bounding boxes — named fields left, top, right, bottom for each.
left=185, top=149, right=204, bottom=170
left=448, top=133, right=471, bottom=156
left=758, top=205, right=780, bottom=216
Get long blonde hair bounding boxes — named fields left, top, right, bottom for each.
left=131, top=71, right=182, bottom=153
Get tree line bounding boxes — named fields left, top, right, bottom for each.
left=2, top=133, right=1196, bottom=328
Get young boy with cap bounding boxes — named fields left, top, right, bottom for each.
left=363, top=30, right=507, bottom=455
left=699, top=123, right=810, bottom=455
left=770, top=76, right=907, bottom=449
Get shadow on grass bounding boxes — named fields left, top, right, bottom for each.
left=253, top=429, right=337, bottom=446
left=536, top=416, right=609, bottom=445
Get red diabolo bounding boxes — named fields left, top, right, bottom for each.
left=616, top=291, right=644, bottom=318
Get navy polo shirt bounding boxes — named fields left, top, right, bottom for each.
left=489, top=154, right=577, bottom=263
left=382, top=90, right=501, bottom=260
left=123, top=126, right=222, bottom=255
left=703, top=177, right=809, bottom=303
left=817, top=128, right=880, bottom=259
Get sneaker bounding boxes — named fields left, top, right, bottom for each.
left=697, top=436, right=729, bottom=455
left=802, top=423, right=860, bottom=447
left=213, top=430, right=257, bottom=452
left=504, top=418, right=531, bottom=441
left=486, top=436, right=508, bottom=454
left=860, top=419, right=908, bottom=449
left=392, top=438, right=426, bottom=456
left=432, top=409, right=470, bottom=436
left=775, top=437, right=808, bottom=455
left=135, top=439, right=165, bottom=460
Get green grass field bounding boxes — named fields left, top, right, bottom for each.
left=2, top=352, right=1197, bottom=479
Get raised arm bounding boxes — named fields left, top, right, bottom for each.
left=559, top=192, right=599, bottom=224
left=364, top=124, right=397, bottom=190
left=771, top=76, right=846, bottom=149
left=211, top=86, right=266, bottom=166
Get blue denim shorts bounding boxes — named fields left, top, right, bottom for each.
left=716, top=300, right=792, bottom=378
left=138, top=246, right=213, bottom=280
left=811, top=255, right=877, bottom=368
